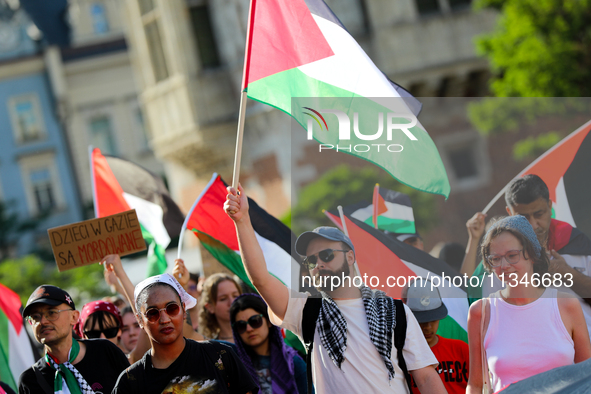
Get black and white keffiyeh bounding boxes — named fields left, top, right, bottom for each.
left=317, top=284, right=396, bottom=380
left=45, top=353, right=94, bottom=394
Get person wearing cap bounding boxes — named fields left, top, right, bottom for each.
left=18, top=285, right=129, bottom=394
left=112, top=273, right=257, bottom=394
left=394, top=232, right=424, bottom=251
left=403, top=280, right=469, bottom=394
left=225, top=184, right=445, bottom=394
left=466, top=215, right=591, bottom=393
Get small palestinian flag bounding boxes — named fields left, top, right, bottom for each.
left=183, top=173, right=300, bottom=289
left=90, top=148, right=185, bottom=276
left=243, top=0, right=450, bottom=198
left=347, top=185, right=416, bottom=233
left=326, top=208, right=469, bottom=343
left=0, top=284, right=36, bottom=391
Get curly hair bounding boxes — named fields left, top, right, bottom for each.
left=480, top=218, right=549, bottom=279
left=198, top=273, right=242, bottom=339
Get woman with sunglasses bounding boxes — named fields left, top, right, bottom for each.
left=75, top=300, right=123, bottom=347
left=466, top=216, right=591, bottom=393
left=198, top=273, right=243, bottom=342
left=112, top=273, right=257, bottom=394
left=230, top=294, right=307, bottom=394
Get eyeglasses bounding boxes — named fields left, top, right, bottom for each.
left=232, top=314, right=264, bottom=334
left=142, top=303, right=182, bottom=323
left=26, top=309, right=73, bottom=325
left=486, top=249, right=524, bottom=267
left=84, top=327, right=119, bottom=339
left=302, top=249, right=348, bottom=270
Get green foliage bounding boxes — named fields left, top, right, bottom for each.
left=512, top=131, right=561, bottom=161
left=280, top=209, right=292, bottom=229
left=291, top=165, right=439, bottom=236
left=475, top=0, right=591, bottom=97
left=0, top=256, right=110, bottom=306
left=467, top=97, right=589, bottom=135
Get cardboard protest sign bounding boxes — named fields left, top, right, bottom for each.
left=48, top=209, right=146, bottom=272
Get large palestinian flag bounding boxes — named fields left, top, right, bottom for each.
left=0, top=284, right=36, bottom=391
left=325, top=208, right=469, bottom=343
left=243, top=0, right=450, bottom=198
left=183, top=174, right=300, bottom=289
left=90, top=148, right=185, bottom=276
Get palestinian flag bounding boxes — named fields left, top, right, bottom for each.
left=243, top=0, right=450, bottom=198
left=0, top=284, right=36, bottom=391
left=90, top=148, right=185, bottom=276
left=183, top=173, right=300, bottom=289
left=346, top=185, right=416, bottom=233
left=472, top=120, right=591, bottom=301
left=326, top=208, right=469, bottom=343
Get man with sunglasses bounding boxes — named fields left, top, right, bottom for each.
left=18, top=285, right=129, bottom=394
left=225, top=185, right=445, bottom=394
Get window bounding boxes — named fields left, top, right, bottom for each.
left=135, top=108, right=151, bottom=151
left=8, top=94, right=45, bottom=144
left=30, top=168, right=55, bottom=212
left=89, top=115, right=118, bottom=155
left=449, top=0, right=472, bottom=11
left=139, top=0, right=169, bottom=82
left=416, top=0, right=441, bottom=16
left=189, top=4, right=220, bottom=69
left=18, top=153, right=65, bottom=216
left=437, top=131, right=491, bottom=192
left=90, top=3, right=110, bottom=34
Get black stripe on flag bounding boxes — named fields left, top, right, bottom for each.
left=563, top=131, right=591, bottom=238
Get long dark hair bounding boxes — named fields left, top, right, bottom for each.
left=230, top=294, right=300, bottom=394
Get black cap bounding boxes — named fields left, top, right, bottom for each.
left=22, top=285, right=75, bottom=317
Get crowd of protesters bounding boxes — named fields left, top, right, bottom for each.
left=9, top=174, right=591, bottom=393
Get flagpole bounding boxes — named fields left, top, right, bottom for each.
left=232, top=0, right=257, bottom=189
left=337, top=205, right=362, bottom=278
left=372, top=183, right=379, bottom=229
left=89, top=146, right=98, bottom=218
left=177, top=173, right=218, bottom=259
left=481, top=119, right=591, bottom=214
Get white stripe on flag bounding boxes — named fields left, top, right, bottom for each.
left=300, top=16, right=401, bottom=98
left=255, top=232, right=300, bottom=287
left=351, top=206, right=373, bottom=222
left=382, top=201, right=414, bottom=221
left=8, top=321, right=35, bottom=385
left=123, top=192, right=170, bottom=248
left=554, top=177, right=576, bottom=227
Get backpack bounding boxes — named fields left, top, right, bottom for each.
left=301, top=297, right=412, bottom=394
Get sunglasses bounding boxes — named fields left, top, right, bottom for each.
left=232, top=314, right=264, bottom=334
left=143, top=303, right=182, bottom=323
left=84, top=327, right=119, bottom=339
left=302, top=249, right=348, bottom=270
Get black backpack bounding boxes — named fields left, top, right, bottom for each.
left=301, top=297, right=412, bottom=394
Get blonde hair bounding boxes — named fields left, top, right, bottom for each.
left=198, top=273, right=242, bottom=339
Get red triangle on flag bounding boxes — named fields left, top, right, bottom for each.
left=244, top=0, right=334, bottom=86
left=91, top=148, right=131, bottom=217
left=0, top=284, right=24, bottom=334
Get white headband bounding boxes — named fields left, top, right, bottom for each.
left=134, top=273, right=197, bottom=309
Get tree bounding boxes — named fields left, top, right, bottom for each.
left=291, top=165, right=439, bottom=236
left=475, top=0, right=591, bottom=97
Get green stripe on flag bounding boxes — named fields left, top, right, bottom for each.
left=468, top=261, right=486, bottom=305
left=193, top=230, right=255, bottom=290
left=142, top=224, right=168, bottom=277
left=0, top=311, right=16, bottom=390
left=437, top=315, right=468, bottom=344
left=362, top=217, right=415, bottom=233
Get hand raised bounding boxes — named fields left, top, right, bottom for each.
left=224, top=183, right=249, bottom=222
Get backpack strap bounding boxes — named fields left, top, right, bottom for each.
left=393, top=299, right=412, bottom=393
left=302, top=297, right=322, bottom=394
left=32, top=363, right=53, bottom=394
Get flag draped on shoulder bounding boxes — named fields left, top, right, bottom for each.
left=90, top=148, right=185, bottom=276
left=325, top=208, right=469, bottom=342
left=0, top=284, right=36, bottom=391
left=242, top=0, right=450, bottom=198
left=184, top=174, right=300, bottom=289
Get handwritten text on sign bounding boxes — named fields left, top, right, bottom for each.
left=48, top=210, right=146, bottom=272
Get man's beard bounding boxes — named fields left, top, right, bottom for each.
left=314, top=258, right=350, bottom=292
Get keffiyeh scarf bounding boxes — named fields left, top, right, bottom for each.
left=45, top=340, right=94, bottom=394
left=317, top=284, right=396, bottom=381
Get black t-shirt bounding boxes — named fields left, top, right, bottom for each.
left=112, top=339, right=258, bottom=394
left=18, top=339, right=129, bottom=394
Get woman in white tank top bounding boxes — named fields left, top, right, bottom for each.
left=466, top=216, right=591, bottom=394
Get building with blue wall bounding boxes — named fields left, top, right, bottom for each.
left=0, top=6, right=82, bottom=258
